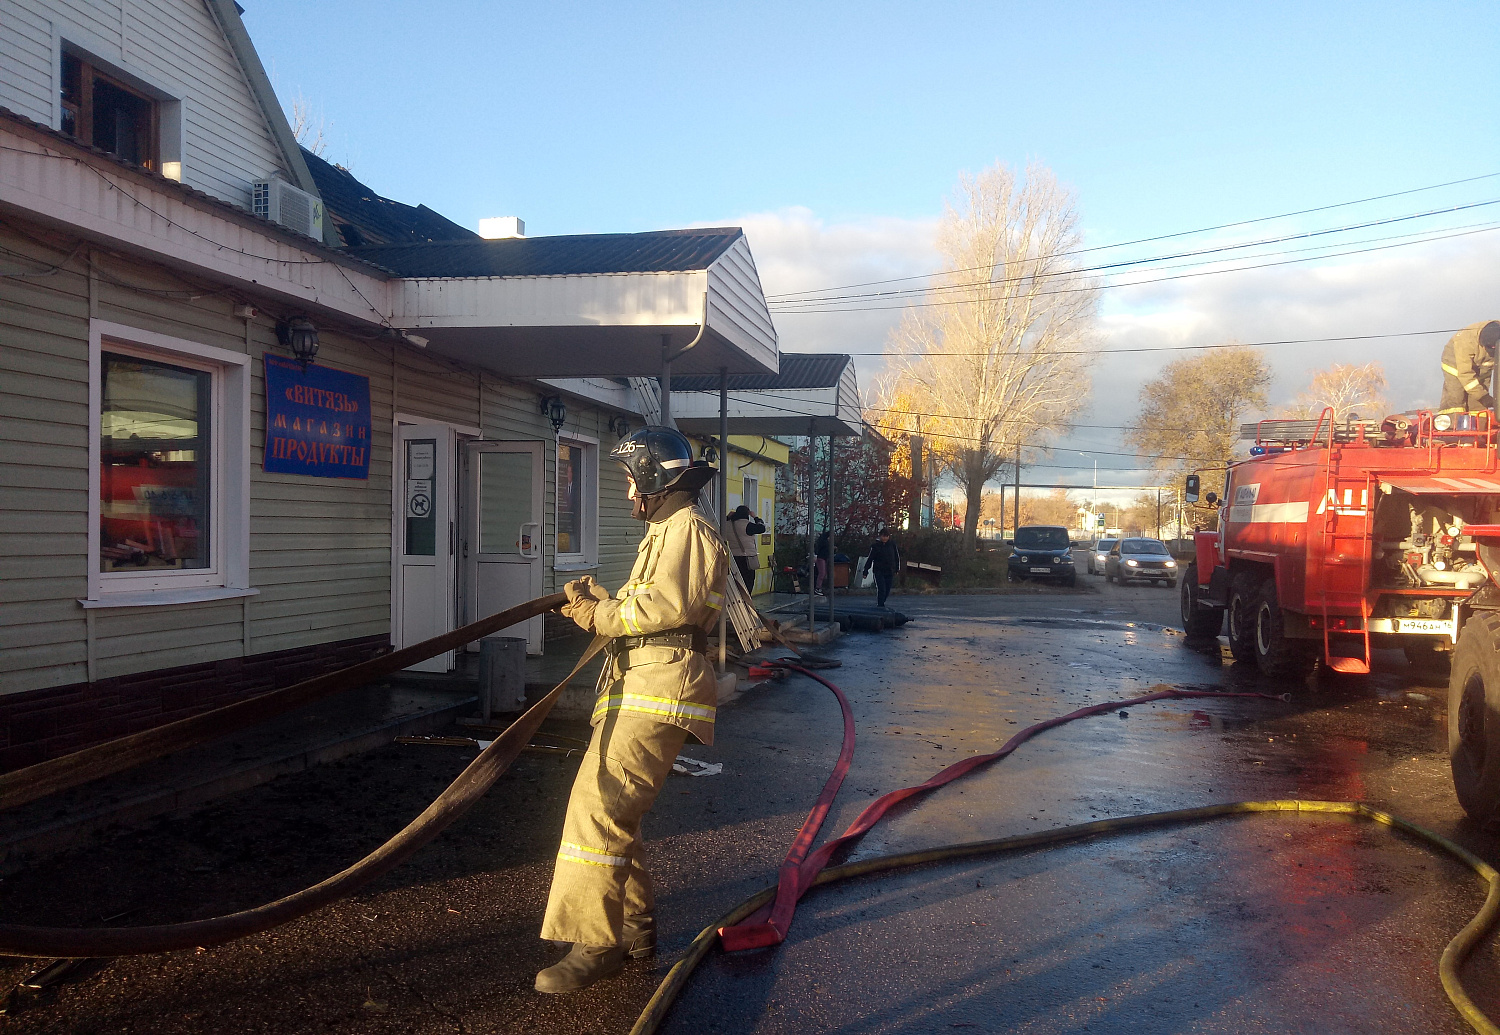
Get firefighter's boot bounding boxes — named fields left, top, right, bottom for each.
left=534, top=943, right=625, bottom=994
left=623, top=914, right=655, bottom=959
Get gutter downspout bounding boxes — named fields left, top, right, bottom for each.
left=658, top=291, right=709, bottom=430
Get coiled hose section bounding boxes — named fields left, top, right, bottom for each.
left=631, top=667, right=1500, bottom=1035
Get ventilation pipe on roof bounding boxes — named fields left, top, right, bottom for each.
left=479, top=216, right=526, bottom=239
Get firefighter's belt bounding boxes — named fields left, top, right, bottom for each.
left=607, top=626, right=708, bottom=661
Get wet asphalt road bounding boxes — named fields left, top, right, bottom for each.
left=3, top=572, right=1500, bottom=1034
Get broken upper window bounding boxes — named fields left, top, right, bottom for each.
left=61, top=51, right=158, bottom=171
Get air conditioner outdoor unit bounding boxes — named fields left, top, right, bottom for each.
left=252, top=178, right=324, bottom=240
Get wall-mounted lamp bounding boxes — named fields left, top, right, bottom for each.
left=276, top=317, right=319, bottom=367
left=609, top=415, right=631, bottom=439
left=539, top=394, right=567, bottom=433
left=701, top=443, right=719, bottom=465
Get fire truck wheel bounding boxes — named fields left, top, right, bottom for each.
left=1253, top=577, right=1314, bottom=678
left=1448, top=612, right=1500, bottom=824
left=1226, top=572, right=1259, bottom=662
left=1180, top=564, right=1224, bottom=639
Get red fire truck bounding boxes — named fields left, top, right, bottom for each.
left=1180, top=410, right=1500, bottom=823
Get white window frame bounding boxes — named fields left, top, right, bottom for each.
left=553, top=432, right=598, bottom=571
left=82, top=320, right=252, bottom=608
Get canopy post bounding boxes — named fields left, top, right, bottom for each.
left=807, top=422, right=817, bottom=632
left=658, top=333, right=673, bottom=428
left=826, top=434, right=836, bottom=628
left=718, top=367, right=728, bottom=675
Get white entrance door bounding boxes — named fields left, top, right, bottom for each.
left=464, top=440, right=545, bottom=654
left=395, top=424, right=457, bottom=672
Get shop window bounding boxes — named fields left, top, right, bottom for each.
left=100, top=353, right=212, bottom=572
left=86, top=323, right=251, bottom=605
left=555, top=437, right=597, bottom=566
left=61, top=51, right=158, bottom=171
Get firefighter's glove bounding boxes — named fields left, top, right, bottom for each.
left=561, top=577, right=610, bottom=632
left=1482, top=394, right=1497, bottom=412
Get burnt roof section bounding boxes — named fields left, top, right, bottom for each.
left=302, top=148, right=477, bottom=248
left=343, top=227, right=744, bottom=279
left=670, top=353, right=851, bottom=392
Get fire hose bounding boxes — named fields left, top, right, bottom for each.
left=0, top=592, right=593, bottom=957
left=1, top=601, right=1496, bottom=1033
left=631, top=663, right=1500, bottom=1035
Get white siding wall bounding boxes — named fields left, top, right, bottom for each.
left=0, top=0, right=289, bottom=210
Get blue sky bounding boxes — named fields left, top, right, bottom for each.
left=245, top=1, right=1500, bottom=495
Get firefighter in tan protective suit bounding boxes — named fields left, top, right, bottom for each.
left=535, top=426, right=728, bottom=994
left=1439, top=320, right=1500, bottom=414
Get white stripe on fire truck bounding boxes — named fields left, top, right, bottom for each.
left=1230, top=501, right=1309, bottom=523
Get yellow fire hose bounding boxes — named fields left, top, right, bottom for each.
left=631, top=800, right=1500, bottom=1035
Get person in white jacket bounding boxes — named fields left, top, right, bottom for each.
left=722, top=504, right=763, bottom=591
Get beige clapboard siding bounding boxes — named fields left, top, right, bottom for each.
left=4, top=0, right=292, bottom=210
left=0, top=243, right=91, bottom=690
left=0, top=1, right=56, bottom=122
left=244, top=321, right=395, bottom=655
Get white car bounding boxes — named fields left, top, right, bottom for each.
left=1088, top=538, right=1117, bottom=575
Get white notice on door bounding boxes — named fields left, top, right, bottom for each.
left=408, top=442, right=435, bottom=481
left=406, top=479, right=433, bottom=517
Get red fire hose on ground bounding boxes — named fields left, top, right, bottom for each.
left=631, top=662, right=1500, bottom=1035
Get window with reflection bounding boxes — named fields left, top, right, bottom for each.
left=557, top=442, right=583, bottom=556
left=61, top=52, right=158, bottom=171
left=99, top=352, right=211, bottom=572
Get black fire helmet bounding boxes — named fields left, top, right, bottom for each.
left=608, top=426, right=718, bottom=496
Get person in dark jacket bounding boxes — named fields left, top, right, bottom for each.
left=860, top=528, right=902, bottom=608
left=813, top=529, right=831, bottom=595
left=1440, top=320, right=1500, bottom=414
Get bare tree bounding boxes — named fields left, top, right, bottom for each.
left=1284, top=361, right=1387, bottom=421
left=880, top=162, right=1099, bottom=551
left=288, top=94, right=330, bottom=157
left=1125, top=346, right=1272, bottom=484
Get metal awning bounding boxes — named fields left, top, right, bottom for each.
left=669, top=353, right=864, bottom=437
left=1380, top=474, right=1500, bottom=494
left=350, top=230, right=779, bottom=378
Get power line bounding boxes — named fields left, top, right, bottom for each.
left=765, top=170, right=1500, bottom=300
left=778, top=326, right=1457, bottom=359
left=770, top=212, right=1500, bottom=310
left=770, top=222, right=1500, bottom=314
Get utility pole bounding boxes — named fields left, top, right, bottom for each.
left=1012, top=451, right=1020, bottom=533
left=1155, top=488, right=1161, bottom=540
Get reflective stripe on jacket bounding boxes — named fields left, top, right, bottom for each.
left=589, top=504, right=728, bottom=744
left=1441, top=322, right=1497, bottom=395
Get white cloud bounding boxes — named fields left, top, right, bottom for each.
left=726, top=207, right=1500, bottom=500
left=728, top=207, right=939, bottom=390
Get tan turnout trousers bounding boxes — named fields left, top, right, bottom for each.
left=541, top=501, right=728, bottom=946
left=539, top=713, right=687, bottom=945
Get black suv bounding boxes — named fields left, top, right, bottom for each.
left=1006, top=525, right=1076, bottom=586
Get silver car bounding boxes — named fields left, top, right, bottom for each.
left=1105, top=537, right=1179, bottom=586
left=1088, top=538, right=1117, bottom=575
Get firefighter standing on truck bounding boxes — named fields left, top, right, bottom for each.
left=1439, top=320, right=1500, bottom=414
left=535, top=426, right=728, bottom=994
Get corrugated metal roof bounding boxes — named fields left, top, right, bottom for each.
left=343, top=228, right=744, bottom=279
left=671, top=353, right=851, bottom=392
left=304, top=148, right=477, bottom=247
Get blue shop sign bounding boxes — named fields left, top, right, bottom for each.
left=263, top=355, right=371, bottom=479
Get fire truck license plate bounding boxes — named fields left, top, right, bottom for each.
left=1393, top=618, right=1447, bottom=634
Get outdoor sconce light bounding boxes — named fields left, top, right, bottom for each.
left=701, top=443, right=719, bottom=465
left=609, top=415, right=631, bottom=439
left=276, top=317, right=319, bottom=368
left=539, top=394, right=567, bottom=433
